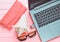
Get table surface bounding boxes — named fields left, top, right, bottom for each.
left=0, top=0, right=60, bottom=42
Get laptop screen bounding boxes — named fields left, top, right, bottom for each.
left=28, top=0, right=51, bottom=10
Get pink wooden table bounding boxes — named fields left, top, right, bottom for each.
left=0, top=0, right=60, bottom=42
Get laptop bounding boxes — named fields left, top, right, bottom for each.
left=28, top=0, right=60, bottom=42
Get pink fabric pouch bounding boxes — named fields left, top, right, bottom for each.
left=0, top=0, right=27, bottom=30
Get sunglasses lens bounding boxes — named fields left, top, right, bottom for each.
left=29, top=31, right=36, bottom=37
left=18, top=35, right=27, bottom=41
left=17, top=32, right=29, bottom=41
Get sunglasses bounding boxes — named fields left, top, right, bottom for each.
left=13, top=27, right=36, bottom=41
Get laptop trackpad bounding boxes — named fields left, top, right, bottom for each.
left=38, top=20, right=60, bottom=42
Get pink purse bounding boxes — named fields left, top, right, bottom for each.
left=0, top=0, right=27, bottom=30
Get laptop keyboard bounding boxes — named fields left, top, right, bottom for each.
left=34, top=4, right=60, bottom=27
